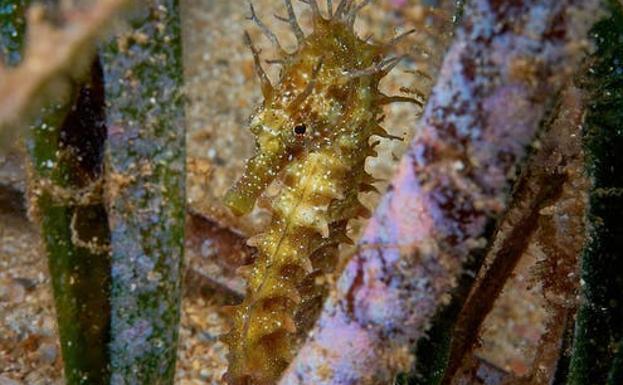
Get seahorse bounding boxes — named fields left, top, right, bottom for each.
left=222, top=1, right=422, bottom=384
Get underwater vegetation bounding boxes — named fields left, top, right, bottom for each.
left=1, top=0, right=185, bottom=384
left=0, top=0, right=621, bottom=385
left=568, top=1, right=623, bottom=384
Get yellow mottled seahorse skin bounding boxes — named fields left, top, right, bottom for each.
left=223, top=150, right=347, bottom=384
left=221, top=1, right=421, bottom=384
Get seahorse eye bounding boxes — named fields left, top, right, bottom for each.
left=294, top=123, right=307, bottom=135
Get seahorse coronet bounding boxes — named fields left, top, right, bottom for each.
left=222, top=1, right=421, bottom=384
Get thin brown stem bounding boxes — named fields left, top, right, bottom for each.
left=442, top=86, right=587, bottom=385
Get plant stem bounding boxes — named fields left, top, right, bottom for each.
left=34, top=60, right=111, bottom=385
left=100, top=0, right=186, bottom=383
left=0, top=0, right=28, bottom=66
left=2, top=3, right=113, bottom=384
left=568, top=1, right=623, bottom=383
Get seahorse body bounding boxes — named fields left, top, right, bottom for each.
left=222, top=2, right=417, bottom=384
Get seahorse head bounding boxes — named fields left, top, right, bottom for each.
left=224, top=1, right=414, bottom=216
